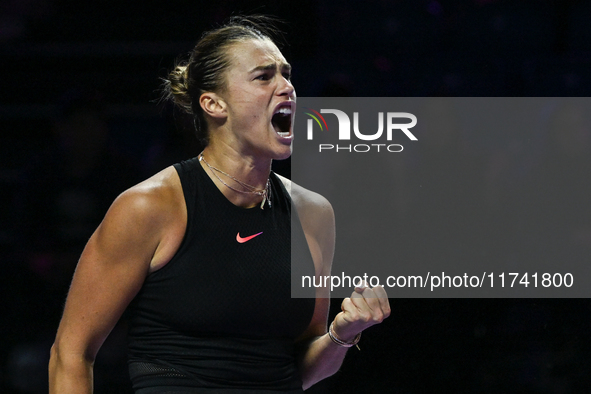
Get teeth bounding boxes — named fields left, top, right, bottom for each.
left=274, top=106, right=292, bottom=115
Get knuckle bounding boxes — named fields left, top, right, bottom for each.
left=341, top=298, right=351, bottom=309
left=372, top=313, right=384, bottom=323
left=360, top=312, right=372, bottom=323
left=349, top=311, right=360, bottom=321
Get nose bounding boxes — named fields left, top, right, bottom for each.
left=278, top=75, right=295, bottom=98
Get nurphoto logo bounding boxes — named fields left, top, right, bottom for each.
left=304, top=108, right=418, bottom=153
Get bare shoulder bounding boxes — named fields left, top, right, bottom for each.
left=118, top=165, right=182, bottom=210
left=98, top=165, right=186, bottom=272
left=276, top=174, right=334, bottom=225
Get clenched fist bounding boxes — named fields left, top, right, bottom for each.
left=331, top=283, right=391, bottom=343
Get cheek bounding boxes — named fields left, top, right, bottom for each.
left=236, top=113, right=266, bottom=131
left=247, top=107, right=270, bottom=125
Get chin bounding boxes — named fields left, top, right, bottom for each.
left=274, top=147, right=292, bottom=161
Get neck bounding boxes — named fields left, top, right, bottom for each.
left=199, top=143, right=273, bottom=209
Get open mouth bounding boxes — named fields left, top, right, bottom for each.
left=271, top=104, right=293, bottom=137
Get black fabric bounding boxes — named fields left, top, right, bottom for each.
left=126, top=157, right=316, bottom=392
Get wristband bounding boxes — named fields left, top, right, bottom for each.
left=329, top=321, right=361, bottom=349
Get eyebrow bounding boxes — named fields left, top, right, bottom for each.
left=249, top=62, right=292, bottom=73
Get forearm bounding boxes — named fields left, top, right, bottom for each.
left=49, top=345, right=94, bottom=394
left=298, top=332, right=351, bottom=390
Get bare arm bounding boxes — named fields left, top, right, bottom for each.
left=284, top=178, right=390, bottom=390
left=49, top=168, right=185, bottom=393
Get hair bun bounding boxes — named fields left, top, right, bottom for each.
left=163, top=63, right=193, bottom=115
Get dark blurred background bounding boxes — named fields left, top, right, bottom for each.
left=1, top=0, right=591, bottom=392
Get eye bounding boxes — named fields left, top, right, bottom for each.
left=255, top=73, right=271, bottom=81
left=282, top=72, right=292, bottom=81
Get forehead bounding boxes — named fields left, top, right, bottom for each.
left=226, top=39, right=288, bottom=71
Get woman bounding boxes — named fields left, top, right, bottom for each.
left=49, top=16, right=390, bottom=393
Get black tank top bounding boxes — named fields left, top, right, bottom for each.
left=126, top=157, right=316, bottom=393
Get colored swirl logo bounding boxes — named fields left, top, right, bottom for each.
left=303, top=108, right=329, bottom=131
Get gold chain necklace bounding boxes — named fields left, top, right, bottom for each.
left=199, top=152, right=271, bottom=209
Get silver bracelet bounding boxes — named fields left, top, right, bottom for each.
left=329, top=321, right=361, bottom=349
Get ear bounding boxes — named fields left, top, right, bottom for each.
left=199, top=92, right=227, bottom=120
